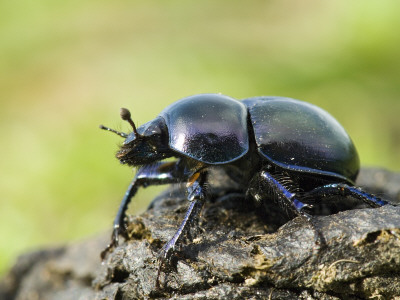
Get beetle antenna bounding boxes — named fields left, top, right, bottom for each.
left=99, top=124, right=128, bottom=138
left=120, top=108, right=139, bottom=136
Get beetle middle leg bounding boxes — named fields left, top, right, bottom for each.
left=250, top=170, right=325, bottom=245
left=253, top=171, right=313, bottom=220
left=156, top=170, right=208, bottom=287
left=101, top=161, right=186, bottom=259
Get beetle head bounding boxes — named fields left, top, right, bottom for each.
left=100, top=108, right=172, bottom=166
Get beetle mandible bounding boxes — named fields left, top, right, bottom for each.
left=99, top=94, right=388, bottom=280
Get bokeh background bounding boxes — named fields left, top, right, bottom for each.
left=1, top=0, right=399, bottom=275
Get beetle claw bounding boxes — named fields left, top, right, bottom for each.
left=100, top=225, right=127, bottom=260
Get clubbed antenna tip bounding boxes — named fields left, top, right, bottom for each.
left=120, top=107, right=138, bottom=135
left=120, top=108, right=131, bottom=121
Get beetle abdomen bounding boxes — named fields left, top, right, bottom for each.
left=243, top=97, right=360, bottom=183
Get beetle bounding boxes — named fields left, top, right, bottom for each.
left=99, top=93, right=388, bottom=281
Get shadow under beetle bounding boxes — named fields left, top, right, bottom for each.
left=99, top=94, right=388, bottom=284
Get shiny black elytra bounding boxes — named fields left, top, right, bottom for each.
left=100, top=94, right=388, bottom=283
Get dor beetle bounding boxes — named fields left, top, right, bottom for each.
left=100, top=94, right=388, bottom=280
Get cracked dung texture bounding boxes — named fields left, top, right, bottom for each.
left=1, top=167, right=400, bottom=300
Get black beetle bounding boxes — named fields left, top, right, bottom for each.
left=100, top=94, right=388, bottom=282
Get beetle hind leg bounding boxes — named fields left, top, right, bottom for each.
left=303, top=183, right=389, bottom=208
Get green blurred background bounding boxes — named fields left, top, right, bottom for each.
left=1, top=0, right=399, bottom=275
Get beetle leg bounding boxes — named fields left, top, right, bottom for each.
left=258, top=171, right=312, bottom=220
left=255, top=171, right=324, bottom=246
left=156, top=171, right=207, bottom=287
left=101, top=161, right=185, bottom=259
left=304, top=183, right=389, bottom=208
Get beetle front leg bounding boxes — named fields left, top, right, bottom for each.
left=304, top=183, right=389, bottom=208
left=101, top=161, right=185, bottom=259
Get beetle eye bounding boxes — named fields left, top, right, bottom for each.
left=123, top=133, right=137, bottom=145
